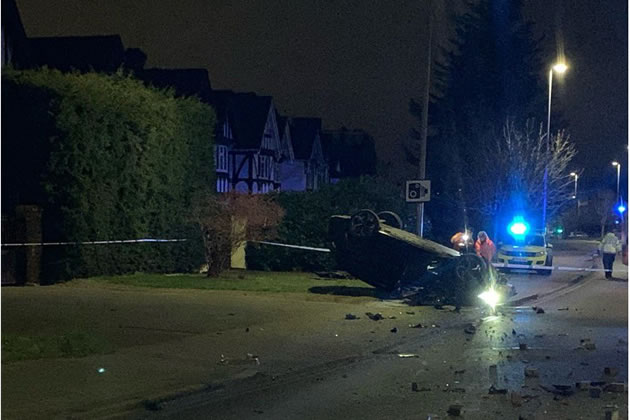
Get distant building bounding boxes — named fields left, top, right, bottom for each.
left=289, top=118, right=328, bottom=191
left=321, top=128, right=377, bottom=183
left=1, top=0, right=31, bottom=67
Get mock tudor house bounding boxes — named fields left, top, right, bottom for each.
left=289, top=118, right=328, bottom=191
left=320, top=128, right=377, bottom=183
left=210, top=90, right=282, bottom=193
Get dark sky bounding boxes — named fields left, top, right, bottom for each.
left=16, top=0, right=628, bottom=194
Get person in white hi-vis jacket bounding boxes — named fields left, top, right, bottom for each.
left=599, top=232, right=622, bottom=279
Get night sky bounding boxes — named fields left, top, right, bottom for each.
left=16, top=0, right=628, bottom=195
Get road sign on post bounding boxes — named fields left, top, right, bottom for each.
left=406, top=180, right=431, bottom=203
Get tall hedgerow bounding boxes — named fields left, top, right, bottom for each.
left=1, top=67, right=215, bottom=282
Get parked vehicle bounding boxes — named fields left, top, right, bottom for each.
left=496, top=232, right=553, bottom=276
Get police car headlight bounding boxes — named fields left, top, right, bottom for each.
left=536, top=251, right=545, bottom=257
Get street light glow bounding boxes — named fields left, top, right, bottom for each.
left=552, top=63, right=568, bottom=73
left=612, top=161, right=619, bottom=167
left=569, top=172, right=577, bottom=177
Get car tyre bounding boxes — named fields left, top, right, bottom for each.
left=541, top=256, right=553, bottom=276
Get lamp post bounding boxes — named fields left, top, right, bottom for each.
left=542, top=62, right=568, bottom=234
left=612, top=161, right=621, bottom=204
left=570, top=172, right=579, bottom=218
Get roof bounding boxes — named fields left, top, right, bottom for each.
left=211, top=92, right=273, bottom=149
left=140, top=68, right=213, bottom=103
left=28, top=35, right=125, bottom=72
left=321, top=128, right=377, bottom=177
left=290, top=117, right=322, bottom=160
left=2, top=0, right=32, bottom=67
left=277, top=115, right=288, bottom=139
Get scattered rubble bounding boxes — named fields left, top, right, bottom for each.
left=345, top=313, right=359, bottom=320
left=488, top=385, right=508, bottom=394
left=576, top=381, right=590, bottom=390
left=411, top=382, right=418, bottom=392
left=409, top=323, right=426, bottom=328
left=464, top=324, right=477, bottom=334
left=535, top=307, right=545, bottom=314
left=604, top=367, right=619, bottom=376
left=390, top=327, right=398, bottom=333
left=510, top=391, right=523, bottom=407
left=365, top=312, right=384, bottom=321
left=557, top=307, right=569, bottom=311
left=447, top=404, right=463, bottom=416
left=604, top=405, right=619, bottom=420
left=604, top=383, right=625, bottom=393
left=398, top=353, right=419, bottom=358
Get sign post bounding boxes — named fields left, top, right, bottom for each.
left=406, top=180, right=431, bottom=236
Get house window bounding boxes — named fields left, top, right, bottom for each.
left=259, top=156, right=267, bottom=179
left=215, top=145, right=228, bottom=172
left=216, top=177, right=229, bottom=193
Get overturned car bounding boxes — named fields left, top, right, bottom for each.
left=328, top=209, right=513, bottom=307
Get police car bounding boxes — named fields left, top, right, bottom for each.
left=496, top=219, right=553, bottom=276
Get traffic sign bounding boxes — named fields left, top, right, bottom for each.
left=406, top=180, right=431, bottom=202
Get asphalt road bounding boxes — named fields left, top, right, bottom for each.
left=145, top=273, right=627, bottom=420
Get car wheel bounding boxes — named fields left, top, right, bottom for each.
left=541, top=256, right=553, bottom=276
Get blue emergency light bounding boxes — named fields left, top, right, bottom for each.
left=508, top=216, right=529, bottom=238
left=618, top=204, right=626, bottom=214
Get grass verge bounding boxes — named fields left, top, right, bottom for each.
left=78, top=270, right=373, bottom=294
left=2, top=331, right=114, bottom=363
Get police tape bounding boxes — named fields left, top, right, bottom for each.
left=252, top=241, right=331, bottom=253
left=491, top=262, right=608, bottom=273
left=1, top=238, right=188, bottom=247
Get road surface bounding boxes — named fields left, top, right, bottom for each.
left=143, top=272, right=627, bottom=420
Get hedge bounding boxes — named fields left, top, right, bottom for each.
left=2, top=68, right=215, bottom=282
left=245, top=176, right=410, bottom=271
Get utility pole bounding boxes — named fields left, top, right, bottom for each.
left=417, top=0, right=433, bottom=238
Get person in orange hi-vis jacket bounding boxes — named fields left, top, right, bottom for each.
left=474, top=231, right=496, bottom=263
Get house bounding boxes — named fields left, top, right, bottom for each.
left=210, top=90, right=282, bottom=194
left=1, top=0, right=31, bottom=67
left=290, top=118, right=328, bottom=190
left=28, top=35, right=127, bottom=73
left=276, top=114, right=307, bottom=191
left=320, top=128, right=377, bottom=183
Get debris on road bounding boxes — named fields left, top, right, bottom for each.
left=535, top=307, right=545, bottom=314
left=576, top=381, right=590, bottom=390
left=512, top=329, right=516, bottom=335
left=390, top=327, right=398, bottom=333
left=454, top=369, right=466, bottom=374
left=398, top=353, right=419, bottom=358
left=604, top=405, right=620, bottom=420
left=365, top=312, right=384, bottom=321
left=519, top=343, right=528, bottom=350
left=604, top=383, right=625, bottom=393
left=409, top=323, right=426, bottom=328
left=540, top=384, right=574, bottom=396
left=464, top=324, right=477, bottom=334
left=488, top=385, right=508, bottom=394
left=557, top=307, right=569, bottom=311
left=411, top=382, right=418, bottom=392
left=604, top=367, right=619, bottom=377
left=510, top=391, right=523, bottom=407
left=447, top=404, right=463, bottom=416
left=406, top=311, right=415, bottom=315
left=524, top=368, right=539, bottom=378
left=489, top=365, right=498, bottom=385
left=345, top=313, right=359, bottom=320
left=388, top=316, right=397, bottom=319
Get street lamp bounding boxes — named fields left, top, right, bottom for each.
left=542, top=61, right=568, bottom=233
left=612, top=161, right=621, bottom=203
left=569, top=172, right=578, bottom=199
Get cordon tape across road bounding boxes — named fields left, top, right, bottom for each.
left=1, top=238, right=613, bottom=273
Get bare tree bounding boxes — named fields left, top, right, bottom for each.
left=192, top=192, right=284, bottom=276
left=465, top=118, right=577, bottom=225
